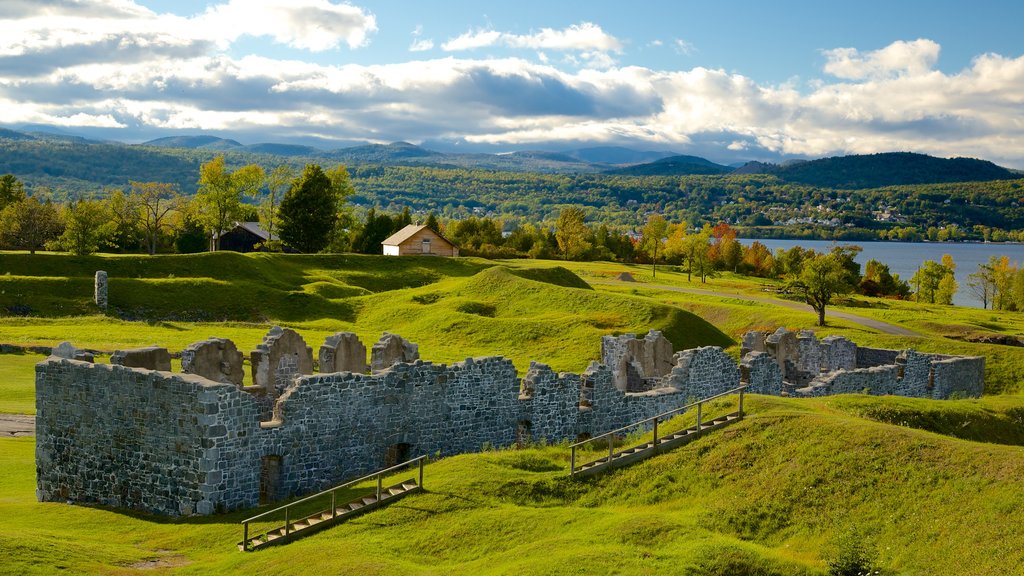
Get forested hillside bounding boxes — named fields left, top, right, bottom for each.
left=2, top=129, right=1023, bottom=239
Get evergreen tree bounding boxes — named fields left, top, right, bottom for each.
left=0, top=174, right=26, bottom=210
left=277, top=164, right=340, bottom=253
left=424, top=212, right=440, bottom=234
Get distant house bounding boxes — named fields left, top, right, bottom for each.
left=214, top=222, right=283, bottom=253
left=381, top=224, right=459, bottom=257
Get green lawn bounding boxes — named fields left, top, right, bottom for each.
left=4, top=395, right=1024, bottom=575
left=0, top=353, right=45, bottom=414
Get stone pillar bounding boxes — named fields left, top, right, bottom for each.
left=94, top=271, right=108, bottom=310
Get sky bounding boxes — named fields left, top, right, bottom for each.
left=2, top=0, right=1024, bottom=166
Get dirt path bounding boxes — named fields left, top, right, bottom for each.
left=592, top=280, right=920, bottom=337
left=0, top=414, right=35, bottom=437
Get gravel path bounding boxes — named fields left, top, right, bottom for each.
left=0, top=414, right=35, bottom=437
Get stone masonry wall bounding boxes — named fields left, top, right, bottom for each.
left=36, top=328, right=986, bottom=517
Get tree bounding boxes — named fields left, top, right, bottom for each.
left=132, top=181, right=182, bottom=255
left=682, top=224, right=713, bottom=283
left=0, top=174, right=26, bottom=210
left=0, top=194, right=63, bottom=253
left=259, top=165, right=295, bottom=243
left=967, top=260, right=997, bottom=309
left=555, top=206, right=591, bottom=260
left=791, top=253, right=855, bottom=326
left=277, top=164, right=343, bottom=253
left=351, top=208, right=396, bottom=254
left=195, top=156, right=264, bottom=250
left=105, top=188, right=142, bottom=252
left=911, top=256, right=955, bottom=304
left=639, top=214, right=668, bottom=277
left=58, top=199, right=112, bottom=255
left=424, top=212, right=441, bottom=234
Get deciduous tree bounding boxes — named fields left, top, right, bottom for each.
left=0, top=193, right=63, bottom=253
left=58, top=199, right=112, bottom=255
left=195, top=156, right=264, bottom=250
left=791, top=253, right=855, bottom=326
left=132, top=181, right=182, bottom=255
left=639, top=214, right=668, bottom=277
left=555, top=206, right=590, bottom=260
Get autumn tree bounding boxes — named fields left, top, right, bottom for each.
left=0, top=193, right=63, bottom=253
left=555, top=206, right=591, bottom=260
left=791, top=253, right=855, bottom=326
left=639, top=214, right=668, bottom=277
left=195, top=156, right=265, bottom=250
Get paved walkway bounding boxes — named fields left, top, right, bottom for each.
left=0, top=414, right=35, bottom=437
left=592, top=280, right=920, bottom=337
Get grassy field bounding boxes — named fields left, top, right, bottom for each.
left=3, top=394, right=1024, bottom=575
left=3, top=251, right=1024, bottom=574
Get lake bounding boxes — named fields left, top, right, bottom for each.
left=739, top=239, right=1024, bottom=308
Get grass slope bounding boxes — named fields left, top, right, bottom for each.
left=3, top=395, right=1024, bottom=574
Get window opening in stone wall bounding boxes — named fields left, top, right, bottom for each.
left=516, top=420, right=532, bottom=448
left=260, top=455, right=283, bottom=505
left=385, top=443, right=412, bottom=468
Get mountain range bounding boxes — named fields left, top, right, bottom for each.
left=0, top=127, right=1020, bottom=195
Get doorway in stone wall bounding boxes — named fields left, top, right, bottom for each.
left=385, top=443, right=412, bottom=468
left=260, top=455, right=283, bottom=505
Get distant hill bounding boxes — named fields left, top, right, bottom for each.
left=327, top=141, right=444, bottom=164
left=565, top=146, right=677, bottom=165
left=605, top=154, right=732, bottom=176
left=242, top=143, right=321, bottom=156
left=143, top=135, right=242, bottom=150
left=773, top=152, right=1018, bottom=188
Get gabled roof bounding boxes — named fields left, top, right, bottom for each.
left=235, top=221, right=277, bottom=241
left=381, top=224, right=456, bottom=247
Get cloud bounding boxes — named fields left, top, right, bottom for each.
left=673, top=39, right=695, bottom=56
left=823, top=38, right=940, bottom=80
left=195, top=0, right=377, bottom=51
left=409, top=25, right=433, bottom=52
left=442, top=22, right=621, bottom=53
left=2, top=21, right=1024, bottom=168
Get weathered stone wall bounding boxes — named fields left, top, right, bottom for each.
left=931, top=356, right=985, bottom=399
left=741, top=351, right=783, bottom=396
left=35, top=359, right=236, bottom=515
left=601, top=331, right=675, bottom=391
left=856, top=347, right=901, bottom=368
left=36, top=327, right=986, bottom=517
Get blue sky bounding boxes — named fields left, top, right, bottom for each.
left=3, top=0, right=1024, bottom=165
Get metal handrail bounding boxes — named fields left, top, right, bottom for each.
left=569, top=385, right=746, bottom=449
left=570, top=386, right=746, bottom=475
left=241, top=455, right=426, bottom=550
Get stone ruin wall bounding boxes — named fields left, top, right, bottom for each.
left=36, top=330, right=740, bottom=517
left=740, top=328, right=985, bottom=400
left=35, top=327, right=984, bottom=518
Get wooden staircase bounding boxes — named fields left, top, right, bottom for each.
left=240, top=456, right=425, bottom=551
left=570, top=387, right=746, bottom=478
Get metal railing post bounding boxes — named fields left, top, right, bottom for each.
left=739, top=387, right=745, bottom=418
left=285, top=506, right=290, bottom=535
left=570, top=446, right=576, bottom=475
left=376, top=474, right=382, bottom=501
left=653, top=417, right=659, bottom=451
left=243, top=522, right=249, bottom=551
left=696, top=403, right=702, bottom=435
left=331, top=490, right=337, bottom=518
left=608, top=435, right=614, bottom=463
left=418, top=457, right=424, bottom=488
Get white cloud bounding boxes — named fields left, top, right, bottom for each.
left=823, top=38, right=940, bottom=80
left=409, top=24, right=433, bottom=52
left=442, top=22, right=621, bottom=52
left=2, top=23, right=1024, bottom=168
left=673, top=39, right=695, bottom=56
left=196, top=0, right=377, bottom=51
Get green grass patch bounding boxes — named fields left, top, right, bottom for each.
left=0, top=353, right=44, bottom=414
left=4, top=395, right=1024, bottom=574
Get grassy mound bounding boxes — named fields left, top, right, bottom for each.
left=3, top=394, right=1024, bottom=574
left=507, top=266, right=593, bottom=290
